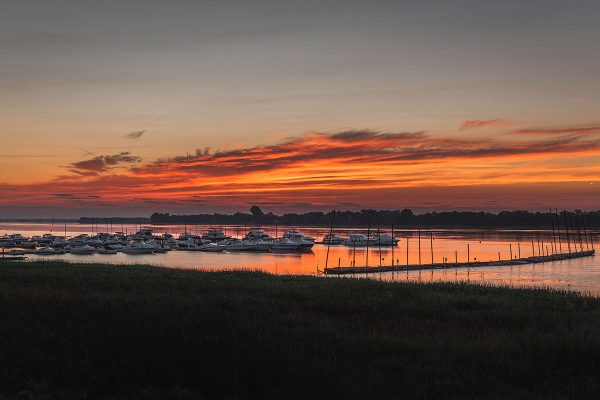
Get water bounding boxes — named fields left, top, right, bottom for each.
left=1, top=222, right=599, bottom=295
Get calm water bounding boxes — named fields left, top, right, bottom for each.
left=2, top=222, right=599, bottom=295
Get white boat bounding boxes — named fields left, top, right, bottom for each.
left=342, top=233, right=373, bottom=247
left=222, top=238, right=257, bottom=251
left=202, top=228, right=230, bottom=242
left=272, top=238, right=313, bottom=252
left=122, top=241, right=155, bottom=254
left=372, top=233, right=399, bottom=246
left=283, top=230, right=316, bottom=242
left=198, top=243, right=226, bottom=252
left=131, top=227, right=155, bottom=241
left=97, top=248, right=117, bottom=255
left=145, top=240, right=171, bottom=253
left=243, top=230, right=275, bottom=242
left=7, top=249, right=25, bottom=256
left=176, top=238, right=201, bottom=250
left=70, top=245, right=95, bottom=255
left=52, top=237, right=69, bottom=247
left=35, top=247, right=63, bottom=255
left=321, top=233, right=345, bottom=245
left=20, top=241, right=38, bottom=249
left=243, top=238, right=272, bottom=252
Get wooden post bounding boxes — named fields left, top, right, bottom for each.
left=430, top=231, right=434, bottom=265
left=467, top=243, right=470, bottom=264
left=418, top=229, right=421, bottom=265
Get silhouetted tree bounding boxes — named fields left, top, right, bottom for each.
left=250, top=206, right=264, bottom=216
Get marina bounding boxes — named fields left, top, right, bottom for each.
left=1, top=218, right=599, bottom=294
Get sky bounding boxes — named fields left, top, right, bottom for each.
left=1, top=0, right=600, bottom=217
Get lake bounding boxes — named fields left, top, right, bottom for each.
left=1, top=222, right=599, bottom=295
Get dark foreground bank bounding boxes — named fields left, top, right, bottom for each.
left=0, top=262, right=599, bottom=399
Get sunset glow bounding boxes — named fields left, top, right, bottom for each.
left=2, top=1, right=600, bottom=217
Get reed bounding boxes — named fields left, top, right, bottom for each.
left=0, top=261, right=599, bottom=399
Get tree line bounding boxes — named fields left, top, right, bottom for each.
left=148, top=207, right=600, bottom=228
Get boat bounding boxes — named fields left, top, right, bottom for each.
left=122, top=241, right=155, bottom=254
left=70, top=245, right=95, bottom=255
left=176, top=238, right=202, bottom=250
left=197, top=243, right=226, bottom=252
left=283, top=229, right=316, bottom=242
left=372, top=233, right=399, bottom=246
left=222, top=238, right=258, bottom=251
left=34, top=247, right=63, bottom=255
left=97, top=248, right=117, bottom=255
left=243, top=230, right=275, bottom=242
left=202, top=228, right=231, bottom=242
left=131, top=227, right=155, bottom=241
left=243, top=238, right=272, bottom=252
left=321, top=233, right=345, bottom=245
left=271, top=238, right=313, bottom=252
left=342, top=233, right=373, bottom=246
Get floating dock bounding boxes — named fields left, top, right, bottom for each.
left=324, top=250, right=595, bottom=275
left=0, top=256, right=28, bottom=261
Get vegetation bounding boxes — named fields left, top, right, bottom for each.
left=1, top=261, right=600, bottom=399
left=147, top=208, right=600, bottom=228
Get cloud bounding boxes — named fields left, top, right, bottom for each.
left=135, top=129, right=600, bottom=179
left=69, top=152, right=141, bottom=173
left=125, top=130, right=145, bottom=139
left=2, top=124, right=600, bottom=215
left=460, top=119, right=510, bottom=130
left=509, top=125, right=600, bottom=136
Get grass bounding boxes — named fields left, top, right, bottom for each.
left=0, top=261, right=600, bottom=399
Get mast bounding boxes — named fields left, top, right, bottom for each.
left=418, top=229, right=421, bottom=265
left=550, top=209, right=557, bottom=254
left=365, top=216, right=371, bottom=267
left=391, top=225, right=395, bottom=267
left=324, top=210, right=335, bottom=270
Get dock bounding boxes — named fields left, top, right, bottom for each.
left=0, top=256, right=28, bottom=261
left=324, top=250, right=595, bottom=275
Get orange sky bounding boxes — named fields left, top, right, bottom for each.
left=2, top=2, right=600, bottom=217
left=1, top=123, right=600, bottom=217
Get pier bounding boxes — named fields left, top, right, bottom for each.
left=324, top=250, right=595, bottom=275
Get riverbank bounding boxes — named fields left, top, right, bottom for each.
left=1, top=261, right=599, bottom=399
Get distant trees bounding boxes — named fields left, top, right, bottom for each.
left=146, top=209, right=600, bottom=228
left=250, top=206, right=264, bottom=216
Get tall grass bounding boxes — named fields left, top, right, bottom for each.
left=0, top=261, right=599, bottom=399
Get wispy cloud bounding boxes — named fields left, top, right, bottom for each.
left=509, top=125, right=600, bottom=136
left=2, top=124, right=600, bottom=213
left=125, top=130, right=145, bottom=139
left=69, top=152, right=141, bottom=174
left=460, top=119, right=510, bottom=130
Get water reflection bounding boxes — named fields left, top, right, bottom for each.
left=1, top=223, right=598, bottom=295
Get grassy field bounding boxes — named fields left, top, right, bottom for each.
left=0, top=261, right=599, bottom=399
